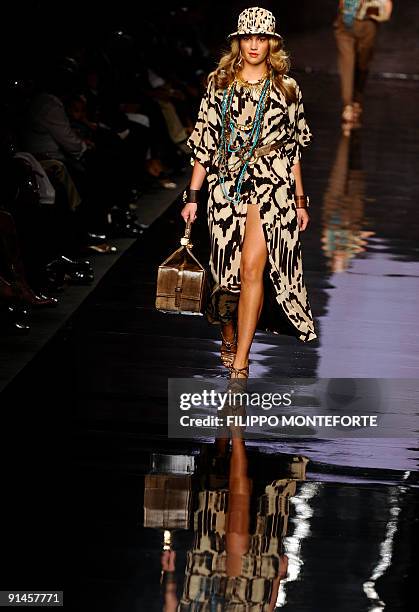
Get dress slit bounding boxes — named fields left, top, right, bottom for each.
left=206, top=200, right=300, bottom=340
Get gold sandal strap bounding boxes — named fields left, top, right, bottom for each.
left=222, top=340, right=237, bottom=351
left=221, top=330, right=237, bottom=350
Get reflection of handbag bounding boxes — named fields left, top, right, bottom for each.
left=155, top=219, right=208, bottom=315
left=144, top=474, right=192, bottom=530
left=358, top=0, right=392, bottom=22
left=143, top=454, right=195, bottom=532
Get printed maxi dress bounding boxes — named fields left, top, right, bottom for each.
left=186, top=74, right=317, bottom=342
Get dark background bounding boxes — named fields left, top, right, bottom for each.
left=1, top=0, right=339, bottom=79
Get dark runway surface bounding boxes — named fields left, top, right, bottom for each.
left=1, top=69, right=418, bottom=610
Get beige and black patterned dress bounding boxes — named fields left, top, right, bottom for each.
left=186, top=74, right=317, bottom=342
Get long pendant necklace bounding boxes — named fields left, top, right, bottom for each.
left=217, top=73, right=271, bottom=204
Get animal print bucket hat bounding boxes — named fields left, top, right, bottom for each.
left=228, top=6, right=282, bottom=39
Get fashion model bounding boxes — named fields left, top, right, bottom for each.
left=334, top=0, right=393, bottom=130
left=181, top=7, right=317, bottom=379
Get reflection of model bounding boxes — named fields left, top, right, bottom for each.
left=321, top=131, right=375, bottom=272
left=181, top=7, right=317, bottom=380
left=178, top=480, right=293, bottom=610
left=153, top=397, right=308, bottom=610
left=334, top=0, right=393, bottom=129
left=160, top=434, right=306, bottom=610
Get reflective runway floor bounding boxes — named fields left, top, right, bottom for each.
left=0, top=70, right=418, bottom=610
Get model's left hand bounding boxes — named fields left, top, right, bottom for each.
left=297, top=208, right=310, bottom=231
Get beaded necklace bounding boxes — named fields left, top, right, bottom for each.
left=342, top=0, right=360, bottom=28
left=217, top=72, right=272, bottom=204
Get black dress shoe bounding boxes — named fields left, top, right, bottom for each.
left=110, top=222, right=144, bottom=238
left=109, top=207, right=145, bottom=226
left=64, top=269, right=95, bottom=284
left=116, top=207, right=149, bottom=230
left=0, top=303, right=31, bottom=334
left=45, top=255, right=94, bottom=287
left=86, top=232, right=108, bottom=244
left=50, top=255, right=93, bottom=273
left=14, top=282, right=59, bottom=307
left=27, top=292, right=59, bottom=307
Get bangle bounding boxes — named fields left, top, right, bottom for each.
left=183, top=186, right=200, bottom=204
left=295, top=195, right=310, bottom=209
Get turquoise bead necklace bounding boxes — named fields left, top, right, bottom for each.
left=217, top=72, right=272, bottom=204
left=342, top=0, right=360, bottom=28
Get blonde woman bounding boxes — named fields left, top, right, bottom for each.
left=181, top=7, right=317, bottom=379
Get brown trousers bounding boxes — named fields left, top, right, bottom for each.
left=334, top=16, right=378, bottom=106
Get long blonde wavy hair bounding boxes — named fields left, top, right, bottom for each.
left=207, top=35, right=297, bottom=104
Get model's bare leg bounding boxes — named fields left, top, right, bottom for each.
left=225, top=435, right=251, bottom=576
left=232, top=204, right=267, bottom=374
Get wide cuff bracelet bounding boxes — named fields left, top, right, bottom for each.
left=295, top=195, right=310, bottom=209
left=183, top=187, right=200, bottom=204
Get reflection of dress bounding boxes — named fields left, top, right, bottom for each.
left=177, top=479, right=296, bottom=611
left=187, top=76, right=317, bottom=342
left=322, top=132, right=369, bottom=272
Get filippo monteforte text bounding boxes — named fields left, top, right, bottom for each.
left=179, top=415, right=379, bottom=428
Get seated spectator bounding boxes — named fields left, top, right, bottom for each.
left=21, top=80, right=87, bottom=163
left=146, top=67, right=192, bottom=157
left=66, top=93, right=145, bottom=236
left=19, top=65, right=120, bottom=249
left=0, top=123, right=94, bottom=291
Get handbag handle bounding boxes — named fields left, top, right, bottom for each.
left=180, top=218, right=193, bottom=247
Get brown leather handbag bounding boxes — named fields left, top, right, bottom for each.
left=155, top=219, right=207, bottom=315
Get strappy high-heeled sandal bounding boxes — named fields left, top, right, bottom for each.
left=220, top=329, right=238, bottom=368
left=228, top=364, right=249, bottom=379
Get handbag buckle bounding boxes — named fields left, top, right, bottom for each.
left=180, top=218, right=192, bottom=247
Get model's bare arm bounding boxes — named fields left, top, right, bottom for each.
left=292, top=161, right=310, bottom=232
left=292, top=160, right=304, bottom=195
left=190, top=160, right=207, bottom=190
left=181, top=160, right=207, bottom=223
